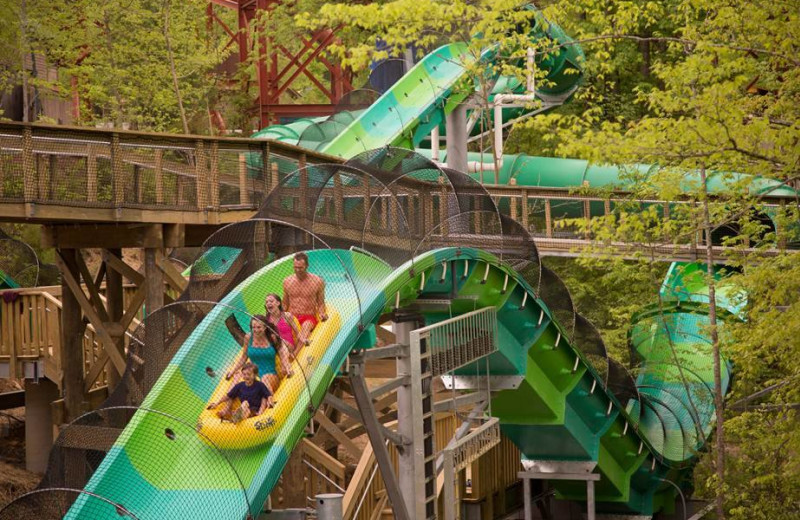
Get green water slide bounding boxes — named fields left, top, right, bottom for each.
left=65, top=241, right=734, bottom=517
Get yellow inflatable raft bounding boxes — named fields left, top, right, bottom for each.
left=197, top=311, right=341, bottom=449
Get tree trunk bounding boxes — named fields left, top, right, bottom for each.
left=163, top=0, right=189, bottom=135
left=700, top=165, right=725, bottom=519
left=20, top=0, right=29, bottom=123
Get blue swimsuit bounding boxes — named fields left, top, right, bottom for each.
left=247, top=335, right=277, bottom=376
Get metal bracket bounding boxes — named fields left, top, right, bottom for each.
left=440, top=374, right=524, bottom=390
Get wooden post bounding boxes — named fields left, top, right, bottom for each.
left=105, top=248, right=125, bottom=391
left=143, top=247, right=165, bottom=392
left=280, top=445, right=307, bottom=508
left=144, top=248, right=164, bottom=319
left=133, top=164, right=142, bottom=203
left=299, top=165, right=309, bottom=224
left=87, top=144, right=98, bottom=202
left=544, top=199, right=553, bottom=239
left=24, top=378, right=59, bottom=472
left=239, top=154, right=250, bottom=205
left=195, top=140, right=208, bottom=209
left=22, top=126, right=36, bottom=202
left=510, top=194, right=518, bottom=222
left=60, top=249, right=87, bottom=422
left=333, top=172, right=344, bottom=229
left=439, top=178, right=448, bottom=236
left=111, top=133, right=124, bottom=209
left=521, top=190, right=529, bottom=231
left=270, top=162, right=279, bottom=194
left=209, top=141, right=220, bottom=210
left=37, top=154, right=51, bottom=200
left=583, top=190, right=592, bottom=239
left=154, top=149, right=164, bottom=205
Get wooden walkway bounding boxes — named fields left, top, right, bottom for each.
left=2, top=122, right=793, bottom=260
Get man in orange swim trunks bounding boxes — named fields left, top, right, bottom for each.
left=282, top=252, right=327, bottom=350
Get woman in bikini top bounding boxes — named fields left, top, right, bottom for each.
left=227, top=315, right=293, bottom=392
left=265, top=293, right=302, bottom=351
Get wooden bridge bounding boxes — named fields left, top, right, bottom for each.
left=2, top=122, right=790, bottom=260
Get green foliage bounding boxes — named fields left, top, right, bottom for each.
left=544, top=256, right=668, bottom=364
left=1, top=0, right=232, bottom=132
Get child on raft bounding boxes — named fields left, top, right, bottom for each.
left=207, top=362, right=272, bottom=423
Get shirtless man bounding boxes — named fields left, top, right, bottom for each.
left=282, top=252, right=326, bottom=350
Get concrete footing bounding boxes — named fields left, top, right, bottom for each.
left=24, top=378, right=59, bottom=473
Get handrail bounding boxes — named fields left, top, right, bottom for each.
left=413, top=307, right=498, bottom=376
left=0, top=284, right=140, bottom=388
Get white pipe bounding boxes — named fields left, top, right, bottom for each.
left=467, top=48, right=537, bottom=174
left=431, top=125, right=440, bottom=162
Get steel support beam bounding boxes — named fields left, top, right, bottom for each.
left=348, top=361, right=410, bottom=520
left=395, top=318, right=428, bottom=520
left=445, top=104, right=468, bottom=172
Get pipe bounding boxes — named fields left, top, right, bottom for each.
left=467, top=48, right=538, bottom=177
left=431, top=125, right=440, bottom=162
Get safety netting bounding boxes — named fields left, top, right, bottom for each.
left=0, top=122, right=335, bottom=215
left=0, top=228, right=40, bottom=288
left=0, top=146, right=722, bottom=519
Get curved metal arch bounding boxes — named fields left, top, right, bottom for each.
left=269, top=161, right=419, bottom=268
left=0, top=234, right=41, bottom=287
left=635, top=360, right=717, bottom=430
left=127, top=298, right=315, bottom=410
left=193, top=217, right=368, bottom=329
left=636, top=396, right=669, bottom=464
left=637, top=383, right=705, bottom=448
left=637, top=392, right=693, bottom=465
left=536, top=264, right=576, bottom=338
left=0, top=487, right=140, bottom=519
left=65, top=405, right=256, bottom=517
left=410, top=209, right=510, bottom=260
left=607, top=358, right=641, bottom=416
left=573, top=313, right=610, bottom=386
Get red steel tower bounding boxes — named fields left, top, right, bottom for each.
left=208, top=0, right=353, bottom=127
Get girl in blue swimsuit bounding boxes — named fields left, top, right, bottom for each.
left=226, top=315, right=293, bottom=393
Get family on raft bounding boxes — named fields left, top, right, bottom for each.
left=207, top=252, right=327, bottom=424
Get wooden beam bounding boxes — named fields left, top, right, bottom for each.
left=43, top=224, right=165, bottom=249
left=315, top=409, right=362, bottom=460
left=56, top=251, right=127, bottom=376
left=103, top=250, right=145, bottom=285
left=59, top=249, right=87, bottom=422
left=73, top=252, right=110, bottom=324
left=156, top=250, right=188, bottom=293
left=144, top=249, right=165, bottom=319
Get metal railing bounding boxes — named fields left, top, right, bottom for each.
left=441, top=418, right=501, bottom=520
left=411, top=307, right=498, bottom=377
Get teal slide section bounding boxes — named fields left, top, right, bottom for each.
left=0, top=267, right=19, bottom=289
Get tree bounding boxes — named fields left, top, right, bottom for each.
left=5, top=0, right=233, bottom=133
left=524, top=0, right=800, bottom=517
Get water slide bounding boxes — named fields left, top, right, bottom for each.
left=49, top=8, right=755, bottom=520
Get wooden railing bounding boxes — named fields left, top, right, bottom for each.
left=0, top=285, right=141, bottom=389
left=0, top=122, right=340, bottom=224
